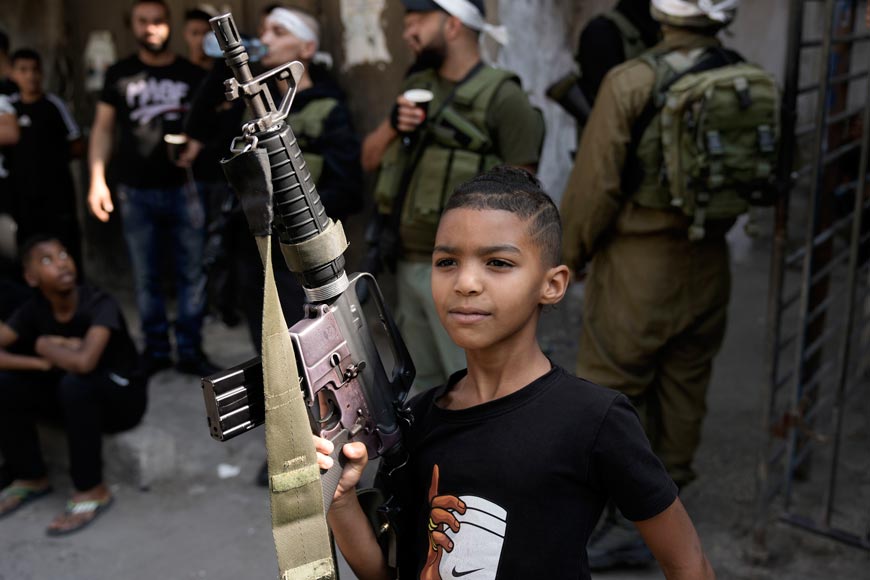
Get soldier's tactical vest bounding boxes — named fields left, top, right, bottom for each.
left=627, top=46, right=780, bottom=240
left=374, top=66, right=519, bottom=255
left=287, top=97, right=339, bottom=184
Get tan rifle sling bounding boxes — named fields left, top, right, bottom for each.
left=255, top=235, right=336, bottom=580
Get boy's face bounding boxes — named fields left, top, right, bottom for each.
left=431, top=208, right=568, bottom=353
left=10, top=58, right=41, bottom=96
left=184, top=19, right=211, bottom=60
left=24, top=240, right=77, bottom=293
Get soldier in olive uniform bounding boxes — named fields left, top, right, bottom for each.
left=365, top=0, right=545, bottom=391
left=561, top=0, right=742, bottom=569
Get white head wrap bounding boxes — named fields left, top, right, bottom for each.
left=651, top=0, right=740, bottom=23
left=432, top=0, right=509, bottom=46
left=266, top=7, right=334, bottom=68
left=267, top=8, right=319, bottom=47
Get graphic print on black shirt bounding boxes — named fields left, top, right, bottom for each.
left=422, top=464, right=507, bottom=580
left=100, top=55, right=205, bottom=188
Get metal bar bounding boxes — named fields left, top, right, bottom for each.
left=759, top=0, right=809, bottom=545
left=802, top=325, right=838, bottom=362
left=776, top=332, right=798, bottom=354
left=823, top=140, right=862, bottom=166
left=784, top=0, right=836, bottom=512
left=808, top=246, right=852, bottom=288
left=820, top=42, right=870, bottom=527
left=827, top=105, right=865, bottom=126
left=775, top=369, right=794, bottom=393
left=803, top=293, right=834, bottom=327
left=807, top=217, right=842, bottom=250
left=781, top=289, right=803, bottom=311
left=768, top=441, right=787, bottom=468
left=781, top=513, right=870, bottom=551
left=786, top=246, right=806, bottom=267
left=801, top=32, right=870, bottom=48
left=797, top=360, right=837, bottom=407
left=789, top=435, right=815, bottom=473
left=796, top=122, right=816, bottom=138
left=799, top=69, right=869, bottom=95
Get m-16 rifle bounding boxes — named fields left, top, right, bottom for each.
left=200, top=13, right=414, bottom=577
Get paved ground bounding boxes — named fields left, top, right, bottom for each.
left=1, top=225, right=868, bottom=579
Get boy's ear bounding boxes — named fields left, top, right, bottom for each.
left=23, top=267, right=39, bottom=288
left=540, top=264, right=570, bottom=306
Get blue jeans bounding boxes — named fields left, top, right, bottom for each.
left=118, top=184, right=206, bottom=359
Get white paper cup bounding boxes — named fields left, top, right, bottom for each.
left=403, top=88, right=435, bottom=107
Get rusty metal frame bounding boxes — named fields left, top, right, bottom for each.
left=756, top=0, right=870, bottom=554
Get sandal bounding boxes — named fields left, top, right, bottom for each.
left=45, top=495, right=114, bottom=536
left=0, top=484, right=53, bottom=519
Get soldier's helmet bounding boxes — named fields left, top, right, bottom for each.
left=650, top=0, right=739, bottom=30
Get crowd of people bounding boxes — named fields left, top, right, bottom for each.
left=0, top=0, right=767, bottom=578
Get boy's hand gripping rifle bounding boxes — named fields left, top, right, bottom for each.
left=201, top=13, right=414, bottom=577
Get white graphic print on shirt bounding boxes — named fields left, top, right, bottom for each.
left=438, top=496, right=507, bottom=580
left=125, top=77, right=190, bottom=125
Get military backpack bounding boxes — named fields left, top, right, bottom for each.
left=626, top=46, right=781, bottom=240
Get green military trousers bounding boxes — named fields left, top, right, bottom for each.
left=577, top=233, right=731, bottom=487
left=396, top=260, right=467, bottom=395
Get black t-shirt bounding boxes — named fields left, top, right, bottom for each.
left=577, top=2, right=660, bottom=104
left=6, top=285, right=140, bottom=377
left=393, top=366, right=677, bottom=580
left=9, top=93, right=80, bottom=219
left=100, top=55, right=205, bottom=188
left=0, top=78, right=17, bottom=207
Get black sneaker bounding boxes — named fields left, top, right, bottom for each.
left=587, top=509, right=655, bottom=570
left=175, top=352, right=220, bottom=377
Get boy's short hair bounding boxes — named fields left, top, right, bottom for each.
left=10, top=48, right=41, bottom=69
left=19, top=234, right=65, bottom=266
left=445, top=165, right=562, bottom=267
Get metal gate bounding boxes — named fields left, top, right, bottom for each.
left=756, top=0, right=870, bottom=552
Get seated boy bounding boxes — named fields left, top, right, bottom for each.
left=0, top=235, right=146, bottom=535
left=315, top=166, right=716, bottom=579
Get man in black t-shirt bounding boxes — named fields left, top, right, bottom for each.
left=87, top=0, right=211, bottom=376
left=0, top=29, right=19, bottom=209
left=0, top=236, right=146, bottom=535
left=8, top=49, right=85, bottom=269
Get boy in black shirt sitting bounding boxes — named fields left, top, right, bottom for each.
left=0, top=236, right=146, bottom=535
left=315, top=167, right=715, bottom=579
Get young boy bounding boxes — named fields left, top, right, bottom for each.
left=8, top=49, right=85, bottom=270
left=0, top=236, right=146, bottom=535
left=315, top=166, right=715, bottom=579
